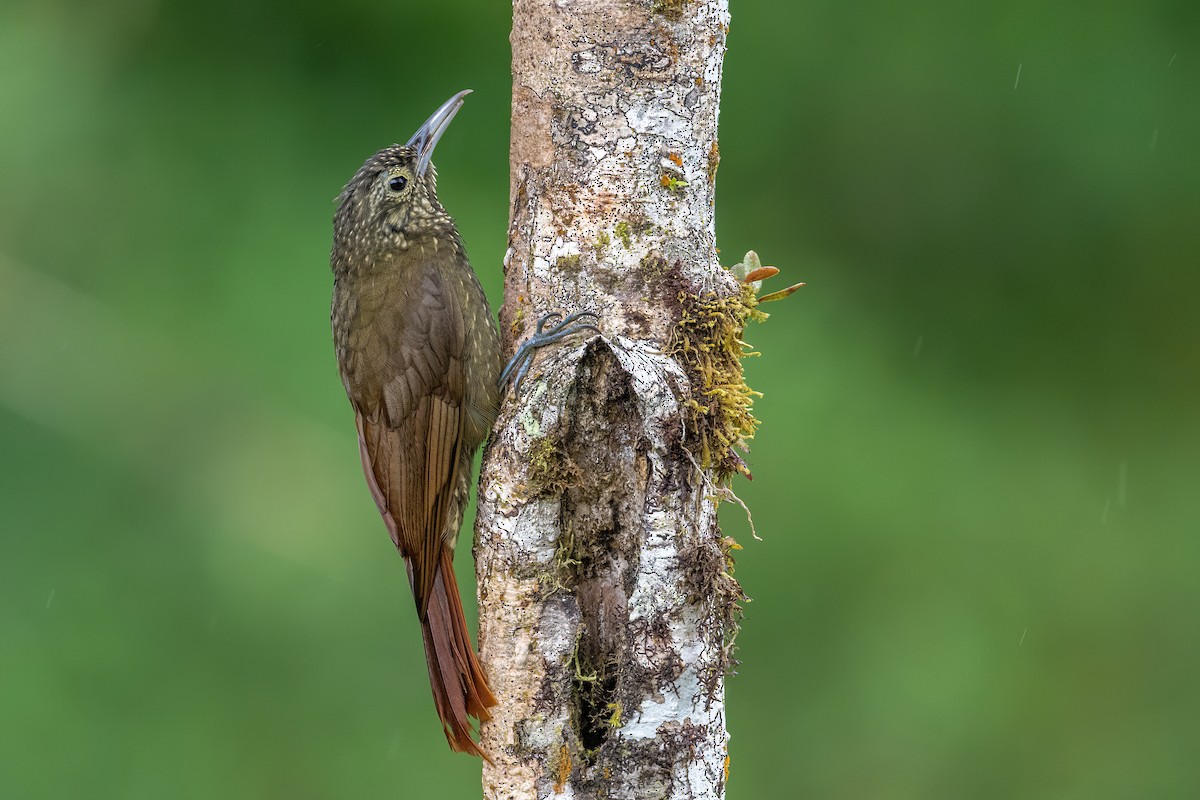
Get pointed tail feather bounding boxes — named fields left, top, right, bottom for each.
left=418, top=548, right=497, bottom=758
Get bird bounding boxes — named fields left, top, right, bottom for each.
left=330, top=90, right=500, bottom=757
left=330, top=90, right=602, bottom=757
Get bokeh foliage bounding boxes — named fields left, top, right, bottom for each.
left=2, top=1, right=1198, bottom=797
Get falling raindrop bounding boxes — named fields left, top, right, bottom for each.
left=1117, top=461, right=1128, bottom=507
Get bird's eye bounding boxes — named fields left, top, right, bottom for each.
left=388, top=175, right=408, bottom=192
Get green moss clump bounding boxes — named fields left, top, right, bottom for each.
left=614, top=221, right=633, bottom=249
left=527, top=436, right=581, bottom=496
left=668, top=282, right=765, bottom=482
left=639, top=251, right=669, bottom=281
left=594, top=231, right=610, bottom=253
left=614, top=215, right=655, bottom=250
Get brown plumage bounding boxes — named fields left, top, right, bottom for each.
left=330, top=91, right=499, bottom=757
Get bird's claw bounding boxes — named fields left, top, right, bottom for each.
left=500, top=310, right=602, bottom=393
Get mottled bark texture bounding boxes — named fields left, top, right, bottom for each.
left=475, top=1, right=739, bottom=798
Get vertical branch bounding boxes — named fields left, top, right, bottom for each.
left=476, top=1, right=737, bottom=798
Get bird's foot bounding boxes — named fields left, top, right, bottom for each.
left=500, top=311, right=601, bottom=393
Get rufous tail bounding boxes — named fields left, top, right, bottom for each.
left=418, top=548, right=497, bottom=758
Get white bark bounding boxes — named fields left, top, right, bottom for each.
left=475, top=1, right=736, bottom=798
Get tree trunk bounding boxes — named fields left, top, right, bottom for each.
left=475, top=1, right=742, bottom=798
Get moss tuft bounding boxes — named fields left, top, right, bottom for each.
left=614, top=221, right=632, bottom=249
left=668, top=282, right=765, bottom=483
left=651, top=0, right=691, bottom=20
left=527, top=437, right=582, bottom=496
left=638, top=251, right=669, bottom=281
left=569, top=628, right=618, bottom=757
left=613, top=215, right=653, bottom=250
left=606, top=701, right=623, bottom=729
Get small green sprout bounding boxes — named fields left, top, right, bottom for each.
left=660, top=173, right=689, bottom=194
left=728, top=250, right=804, bottom=303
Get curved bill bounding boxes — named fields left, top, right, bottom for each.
left=406, top=89, right=472, bottom=178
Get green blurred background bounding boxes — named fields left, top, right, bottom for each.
left=2, top=1, right=1197, bottom=797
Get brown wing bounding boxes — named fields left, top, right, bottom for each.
left=349, top=266, right=466, bottom=620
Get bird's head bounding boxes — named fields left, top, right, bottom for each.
left=334, top=90, right=470, bottom=251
